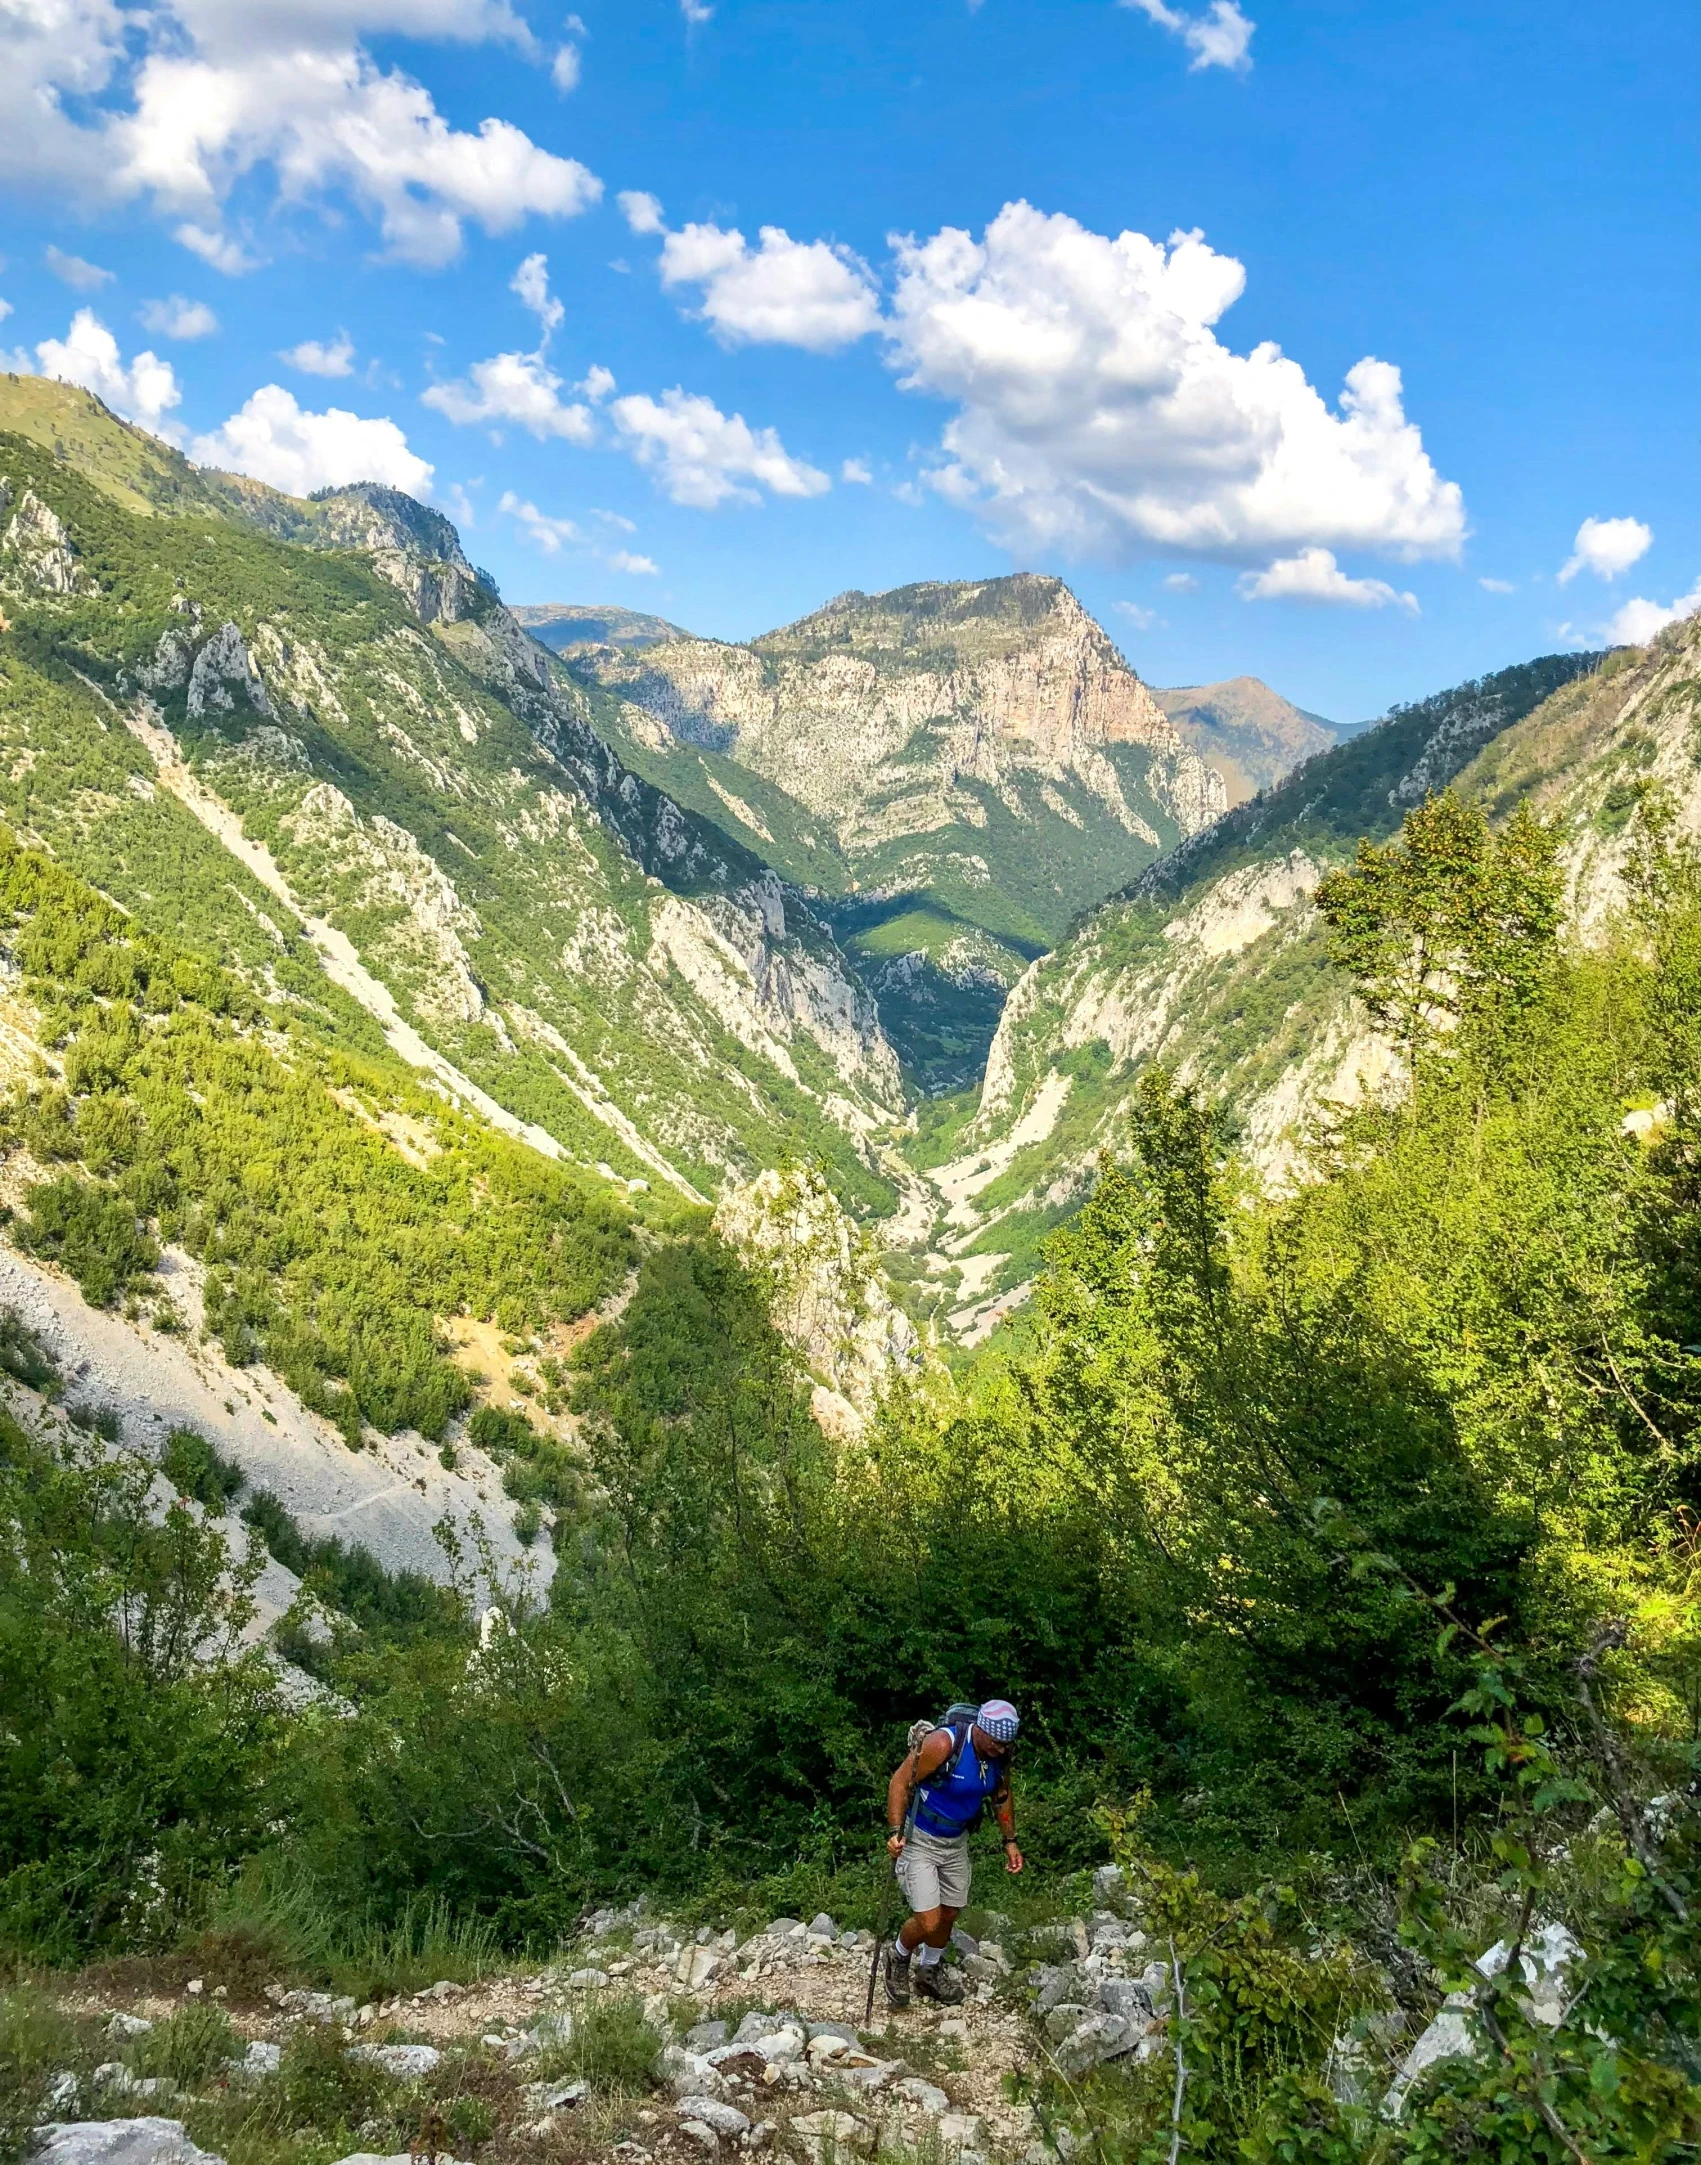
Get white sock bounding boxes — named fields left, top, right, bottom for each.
left=914, top=1941, right=944, bottom=1968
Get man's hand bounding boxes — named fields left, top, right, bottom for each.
left=1004, top=1841, right=1024, bottom=1875
left=887, top=1833, right=907, bottom=1857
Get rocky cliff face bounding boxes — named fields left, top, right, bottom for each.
left=571, top=575, right=1226, bottom=938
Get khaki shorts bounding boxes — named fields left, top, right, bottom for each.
left=896, top=1826, right=971, bottom=1913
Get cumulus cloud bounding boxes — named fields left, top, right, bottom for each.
left=657, top=221, right=882, bottom=352
left=0, top=301, right=13, bottom=325
left=139, top=294, right=218, bottom=339
left=551, top=44, right=581, bottom=91
left=680, top=0, right=712, bottom=23
left=282, top=332, right=356, bottom=376
left=1479, top=576, right=1516, bottom=594
left=422, top=257, right=595, bottom=439
left=1558, top=514, right=1652, bottom=584
left=1, top=0, right=600, bottom=270
left=35, top=310, right=183, bottom=436
left=841, top=457, right=873, bottom=485
left=46, top=245, right=113, bottom=290
left=1603, top=577, right=1701, bottom=648
left=192, top=384, right=433, bottom=496
left=424, top=351, right=596, bottom=439
left=1121, top=0, right=1255, bottom=72
left=1114, top=600, right=1160, bottom=631
left=608, top=549, right=658, bottom=575
left=1163, top=571, right=1199, bottom=591
left=610, top=389, right=829, bottom=508
left=1237, top=547, right=1418, bottom=611
left=887, top=202, right=1465, bottom=572
left=619, top=190, right=666, bottom=236
left=500, top=490, right=581, bottom=551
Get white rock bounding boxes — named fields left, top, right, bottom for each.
left=523, top=2081, right=587, bottom=2111
left=330, top=2154, right=472, bottom=2165
left=33, top=2124, right=224, bottom=2165
left=351, top=2045, right=442, bottom=2078
left=677, top=2099, right=752, bottom=2138
left=107, top=2015, right=155, bottom=2040
left=1384, top=1922, right=1581, bottom=2118
left=232, top=2042, right=281, bottom=2079
left=937, top=2114, right=983, bottom=2154
left=890, top=2079, right=950, bottom=2115
left=45, top=2073, right=80, bottom=2114
left=788, top=2110, right=873, bottom=2160
left=567, top=1968, right=610, bottom=1990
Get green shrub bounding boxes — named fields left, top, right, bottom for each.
left=0, top=1988, right=82, bottom=2165
left=0, top=1308, right=58, bottom=1396
left=161, top=1428, right=245, bottom=1514
left=128, top=2002, right=241, bottom=2088
left=17, top=1172, right=158, bottom=1307
left=535, top=1994, right=661, bottom=2097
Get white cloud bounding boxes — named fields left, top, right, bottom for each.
left=657, top=220, right=882, bottom=352
left=1162, top=571, right=1198, bottom=591
left=680, top=0, right=712, bottom=22
left=174, top=222, right=261, bottom=275
left=1114, top=601, right=1160, bottom=630
left=46, top=245, right=113, bottom=291
left=192, top=384, right=432, bottom=496
left=423, top=350, right=595, bottom=440
left=577, top=364, right=617, bottom=402
left=592, top=506, right=636, bottom=531
left=1479, top=576, right=1516, bottom=594
left=887, top=202, right=1465, bottom=567
left=282, top=332, right=356, bottom=376
left=1122, top=0, right=1254, bottom=72
left=35, top=310, right=183, bottom=436
left=608, top=548, right=658, bottom=575
left=0, top=301, right=11, bottom=325
left=500, top=489, right=582, bottom=551
left=551, top=43, right=580, bottom=91
left=619, top=190, right=666, bottom=236
left=1558, top=514, right=1652, bottom=584
left=1237, top=547, right=1417, bottom=611
left=1, top=1, right=600, bottom=271
left=610, top=388, right=829, bottom=508
left=139, top=294, right=218, bottom=339
left=511, top=251, right=564, bottom=336
left=1603, top=577, right=1701, bottom=648
left=841, top=457, right=873, bottom=485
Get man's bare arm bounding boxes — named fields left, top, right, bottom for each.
left=887, top=1731, right=952, bottom=1851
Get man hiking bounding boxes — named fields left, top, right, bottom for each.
left=883, top=1698, right=1023, bottom=2007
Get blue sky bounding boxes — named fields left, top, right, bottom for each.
left=1, top=0, right=1696, bottom=722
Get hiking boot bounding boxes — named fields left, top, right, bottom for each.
left=884, top=1945, right=913, bottom=2008
left=913, top=1961, right=967, bottom=2005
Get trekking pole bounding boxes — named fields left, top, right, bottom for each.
left=864, top=1838, right=895, bottom=2026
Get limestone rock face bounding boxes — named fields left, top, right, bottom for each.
left=1, top=484, right=84, bottom=593
left=572, top=574, right=1225, bottom=910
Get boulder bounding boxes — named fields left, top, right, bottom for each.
left=1091, top=1866, right=1128, bottom=1910
left=1384, top=1923, right=1581, bottom=2118
left=687, top=2022, right=731, bottom=2052
left=677, top=2099, right=752, bottom=2139
left=567, top=1968, right=611, bottom=1990
left=33, top=2125, right=224, bottom=2165
left=1051, top=2013, right=1142, bottom=2073
left=1033, top=1965, right=1083, bottom=2016
left=107, top=2015, right=154, bottom=2041
left=522, top=2081, right=587, bottom=2111
left=229, top=2042, right=282, bottom=2080
left=788, top=2110, right=873, bottom=2161
left=659, top=2046, right=730, bottom=2101
left=889, top=2079, right=949, bottom=2116
left=936, top=2114, right=983, bottom=2155
left=351, top=2044, right=441, bottom=2078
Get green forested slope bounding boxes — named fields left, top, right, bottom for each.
left=933, top=650, right=1611, bottom=1287
left=0, top=390, right=904, bottom=1210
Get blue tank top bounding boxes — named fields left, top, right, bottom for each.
left=913, top=1728, right=1000, bottom=1838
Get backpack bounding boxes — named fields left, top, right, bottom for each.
left=902, top=1703, right=1009, bottom=1834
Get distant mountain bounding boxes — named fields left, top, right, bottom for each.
left=565, top=574, right=1226, bottom=1091
left=511, top=603, right=690, bottom=654
left=1150, top=676, right=1345, bottom=804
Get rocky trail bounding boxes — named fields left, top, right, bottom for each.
left=27, top=1873, right=1216, bottom=2165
